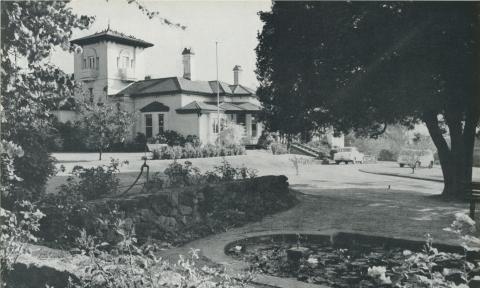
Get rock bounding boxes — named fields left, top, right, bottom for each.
left=157, top=215, right=177, bottom=228
left=179, top=205, right=192, bottom=215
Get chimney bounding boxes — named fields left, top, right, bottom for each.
left=182, top=48, right=194, bottom=80
left=233, top=65, right=242, bottom=85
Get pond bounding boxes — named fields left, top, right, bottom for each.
left=226, top=233, right=472, bottom=288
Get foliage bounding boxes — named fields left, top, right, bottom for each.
left=216, top=123, right=245, bottom=147
left=0, top=141, right=24, bottom=205
left=378, top=149, right=396, bottom=162
left=52, top=120, right=89, bottom=152
left=67, top=220, right=254, bottom=288
left=1, top=1, right=94, bottom=203
left=199, top=175, right=294, bottom=229
left=60, top=159, right=125, bottom=200
left=78, top=101, right=135, bottom=160
left=164, top=160, right=201, bottom=187
left=271, top=142, right=288, bottom=155
left=1, top=201, right=45, bottom=278
left=256, top=2, right=480, bottom=198
left=152, top=143, right=245, bottom=160
left=149, top=130, right=201, bottom=148
left=257, top=131, right=275, bottom=149
left=204, top=159, right=258, bottom=183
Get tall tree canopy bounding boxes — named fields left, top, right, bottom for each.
left=256, top=2, right=480, bottom=198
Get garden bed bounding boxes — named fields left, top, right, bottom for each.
left=226, top=233, right=473, bottom=288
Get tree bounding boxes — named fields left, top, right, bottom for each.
left=79, top=102, right=135, bottom=160
left=1, top=1, right=183, bottom=201
left=256, top=2, right=480, bottom=199
left=1, top=1, right=93, bottom=202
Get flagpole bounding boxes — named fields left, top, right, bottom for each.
left=216, top=41, right=220, bottom=134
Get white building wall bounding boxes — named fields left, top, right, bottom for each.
left=73, top=42, right=109, bottom=104
left=106, top=42, right=146, bottom=95
left=74, top=41, right=148, bottom=102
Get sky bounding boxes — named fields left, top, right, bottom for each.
left=51, top=0, right=272, bottom=89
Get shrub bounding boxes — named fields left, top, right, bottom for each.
left=52, top=120, right=89, bottom=152
left=152, top=149, right=161, bottom=160
left=60, top=159, right=124, bottom=200
left=10, top=129, right=57, bottom=201
left=378, top=149, right=397, bottom=161
left=183, top=143, right=197, bottom=158
left=257, top=131, right=275, bottom=149
left=185, top=134, right=201, bottom=147
left=65, top=221, right=255, bottom=288
left=164, top=161, right=201, bottom=187
left=271, top=142, right=288, bottom=155
left=216, top=123, right=245, bottom=147
left=1, top=201, right=45, bottom=275
left=151, top=143, right=245, bottom=160
left=205, top=159, right=258, bottom=183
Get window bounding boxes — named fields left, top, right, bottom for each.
left=83, top=58, right=87, bottom=69
left=96, top=57, right=99, bottom=70
left=158, top=114, right=164, bottom=134
left=130, top=59, right=134, bottom=68
left=89, top=56, right=95, bottom=69
left=237, top=114, right=246, bottom=126
left=145, top=114, right=153, bottom=138
left=251, top=115, right=258, bottom=137
left=88, top=88, right=94, bottom=103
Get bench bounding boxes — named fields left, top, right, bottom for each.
left=469, top=181, right=480, bottom=219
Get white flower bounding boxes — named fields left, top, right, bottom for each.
left=402, top=249, right=412, bottom=256
left=32, top=209, right=45, bottom=219
left=368, top=266, right=386, bottom=277
left=368, top=266, right=391, bottom=284
left=307, top=256, right=318, bottom=265
left=234, top=245, right=242, bottom=252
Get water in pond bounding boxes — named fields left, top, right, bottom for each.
left=227, top=240, right=471, bottom=287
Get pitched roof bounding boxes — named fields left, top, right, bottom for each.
left=178, top=101, right=261, bottom=114
left=116, top=76, right=256, bottom=97
left=235, top=102, right=262, bottom=112
left=70, top=28, right=153, bottom=48
left=176, top=101, right=224, bottom=114
left=139, top=101, right=170, bottom=112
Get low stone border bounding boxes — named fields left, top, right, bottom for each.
left=358, top=168, right=444, bottom=183
left=201, top=229, right=464, bottom=288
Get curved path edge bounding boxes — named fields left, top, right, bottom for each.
left=171, top=229, right=457, bottom=288
left=358, top=169, right=444, bottom=183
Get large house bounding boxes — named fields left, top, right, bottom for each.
left=67, top=28, right=263, bottom=145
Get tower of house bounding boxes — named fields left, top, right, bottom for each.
left=70, top=28, right=153, bottom=103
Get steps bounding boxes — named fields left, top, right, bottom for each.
left=290, top=143, right=323, bottom=158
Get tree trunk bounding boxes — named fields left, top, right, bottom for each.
left=424, top=112, right=478, bottom=200
left=99, top=149, right=102, bottom=161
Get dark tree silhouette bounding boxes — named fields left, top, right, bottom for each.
left=256, top=2, right=480, bottom=199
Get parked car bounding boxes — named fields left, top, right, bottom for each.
left=334, top=147, right=365, bottom=164
left=397, top=149, right=434, bottom=168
